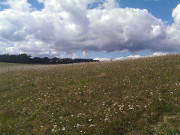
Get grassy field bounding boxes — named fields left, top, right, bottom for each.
left=0, top=55, right=180, bottom=135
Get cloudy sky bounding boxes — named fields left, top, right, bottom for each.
left=0, top=0, right=180, bottom=60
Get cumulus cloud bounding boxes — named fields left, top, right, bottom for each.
left=164, top=4, right=180, bottom=51
left=0, top=0, right=179, bottom=57
left=72, top=53, right=78, bottom=59
left=114, top=55, right=142, bottom=61
left=114, top=55, right=142, bottom=60
left=114, top=52, right=167, bottom=61
left=94, top=57, right=111, bottom=61
left=151, top=52, right=167, bottom=56
left=82, top=51, right=88, bottom=57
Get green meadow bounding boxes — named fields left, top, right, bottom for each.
left=0, top=54, right=179, bottom=135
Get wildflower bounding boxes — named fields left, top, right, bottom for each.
left=76, top=124, right=81, bottom=127
left=53, top=125, right=57, bottom=128
left=88, top=119, right=92, bottom=122
left=62, top=127, right=66, bottom=131
left=128, top=105, right=134, bottom=110
left=89, top=124, right=96, bottom=127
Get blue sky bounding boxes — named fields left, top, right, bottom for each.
left=120, top=0, right=180, bottom=24
left=27, top=0, right=44, bottom=10
left=27, top=0, right=180, bottom=24
left=26, top=0, right=180, bottom=24
left=0, top=0, right=180, bottom=60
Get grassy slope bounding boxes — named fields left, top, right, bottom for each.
left=0, top=55, right=180, bottom=135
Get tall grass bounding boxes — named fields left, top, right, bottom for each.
left=0, top=54, right=180, bottom=134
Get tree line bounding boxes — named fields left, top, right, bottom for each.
left=0, top=54, right=99, bottom=64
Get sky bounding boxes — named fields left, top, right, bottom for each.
left=0, top=0, right=180, bottom=60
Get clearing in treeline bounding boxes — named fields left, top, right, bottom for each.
left=0, top=54, right=180, bottom=135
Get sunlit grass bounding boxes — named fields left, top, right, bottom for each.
left=0, top=54, right=180, bottom=134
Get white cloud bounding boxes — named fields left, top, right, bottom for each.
left=114, top=55, right=142, bottom=61
left=82, top=51, right=88, bottom=57
left=102, top=0, right=120, bottom=9
left=164, top=4, right=180, bottom=51
left=87, top=7, right=166, bottom=52
left=94, top=58, right=111, bottom=61
left=151, top=52, right=167, bottom=56
left=114, top=52, right=167, bottom=61
left=114, top=57, right=124, bottom=61
left=0, top=0, right=179, bottom=57
left=72, top=53, right=78, bottom=59
left=127, top=55, right=142, bottom=59
left=2, top=0, right=31, bottom=11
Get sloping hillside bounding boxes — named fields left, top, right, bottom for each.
left=0, top=54, right=180, bottom=135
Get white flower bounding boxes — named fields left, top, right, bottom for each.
left=88, top=119, right=92, bottom=122
left=89, top=124, right=96, bottom=127
left=128, top=105, right=134, bottom=110
left=62, top=127, right=66, bottom=131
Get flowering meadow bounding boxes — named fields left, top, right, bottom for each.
left=0, top=54, right=180, bottom=134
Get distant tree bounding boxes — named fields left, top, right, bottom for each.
left=0, top=53, right=99, bottom=64
left=52, top=57, right=59, bottom=64
left=42, top=57, right=50, bottom=64
left=17, top=54, right=31, bottom=63
left=31, top=57, right=42, bottom=64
